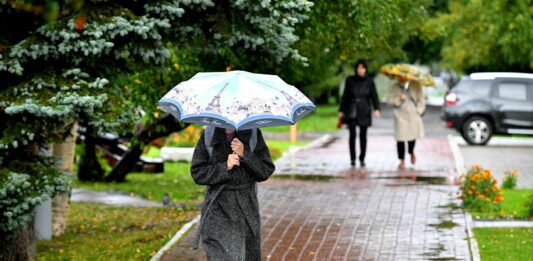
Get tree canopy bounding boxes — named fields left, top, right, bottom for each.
left=423, top=0, right=533, bottom=73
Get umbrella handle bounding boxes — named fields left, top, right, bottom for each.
left=403, top=81, right=410, bottom=90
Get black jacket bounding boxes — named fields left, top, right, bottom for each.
left=190, top=128, right=275, bottom=260
left=339, top=75, right=381, bottom=126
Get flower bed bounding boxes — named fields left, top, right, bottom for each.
left=458, top=165, right=503, bottom=212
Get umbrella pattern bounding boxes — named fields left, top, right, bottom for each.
left=157, top=71, right=316, bottom=130
left=379, top=63, right=436, bottom=87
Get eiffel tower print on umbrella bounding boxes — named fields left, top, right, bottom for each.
left=158, top=70, right=316, bottom=130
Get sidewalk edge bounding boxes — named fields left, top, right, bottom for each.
left=150, top=214, right=201, bottom=261
left=464, top=212, right=482, bottom=261
left=448, top=135, right=466, bottom=175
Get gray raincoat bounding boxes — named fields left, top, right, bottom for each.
left=190, top=128, right=275, bottom=261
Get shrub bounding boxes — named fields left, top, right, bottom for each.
left=164, top=125, right=203, bottom=147
left=458, top=165, right=503, bottom=212
left=502, top=169, right=519, bottom=189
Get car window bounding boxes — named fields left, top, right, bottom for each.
left=453, top=79, right=492, bottom=96
left=497, top=82, right=528, bottom=101
left=470, top=80, right=492, bottom=96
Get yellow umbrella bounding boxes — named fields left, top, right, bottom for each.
left=379, top=63, right=435, bottom=87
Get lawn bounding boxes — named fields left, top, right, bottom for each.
left=262, top=105, right=338, bottom=133
left=474, top=227, right=533, bottom=261
left=74, top=162, right=204, bottom=204
left=37, top=203, right=198, bottom=261
left=472, top=189, right=533, bottom=220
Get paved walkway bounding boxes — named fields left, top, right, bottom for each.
left=162, top=131, right=471, bottom=260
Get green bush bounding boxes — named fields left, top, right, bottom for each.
left=459, top=165, right=503, bottom=212
left=502, top=169, right=518, bottom=189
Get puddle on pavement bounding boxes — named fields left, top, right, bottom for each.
left=271, top=175, right=337, bottom=181
left=422, top=243, right=461, bottom=261
left=376, top=176, right=451, bottom=186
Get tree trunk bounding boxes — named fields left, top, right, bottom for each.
left=77, top=124, right=104, bottom=181
left=51, top=123, right=77, bottom=237
left=105, top=114, right=186, bottom=182
left=0, top=218, right=36, bottom=261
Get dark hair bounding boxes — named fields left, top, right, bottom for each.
left=354, top=59, right=368, bottom=72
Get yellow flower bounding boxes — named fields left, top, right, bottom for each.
left=134, top=79, right=142, bottom=84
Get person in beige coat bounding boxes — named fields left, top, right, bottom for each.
left=387, top=77, right=425, bottom=169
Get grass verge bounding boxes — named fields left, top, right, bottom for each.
left=472, top=189, right=533, bottom=220
left=262, top=105, right=338, bottom=133
left=74, top=162, right=204, bottom=204
left=474, top=227, right=533, bottom=261
left=37, top=203, right=198, bottom=260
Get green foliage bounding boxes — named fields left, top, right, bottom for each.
left=458, top=165, right=503, bottom=212
left=163, top=125, right=203, bottom=148
left=273, top=0, right=433, bottom=97
left=0, top=157, right=71, bottom=234
left=36, top=203, right=198, bottom=260
left=475, top=228, right=533, bottom=261
left=424, top=0, right=533, bottom=72
left=1, top=0, right=313, bottom=237
left=502, top=169, right=518, bottom=189
left=472, top=189, right=533, bottom=220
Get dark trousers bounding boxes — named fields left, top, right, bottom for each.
left=348, top=123, right=368, bottom=162
left=397, top=140, right=416, bottom=160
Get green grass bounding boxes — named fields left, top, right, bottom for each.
left=74, top=140, right=302, bottom=203
left=474, top=228, right=533, bottom=261
left=472, top=189, right=533, bottom=220
left=74, top=162, right=204, bottom=204
left=262, top=105, right=338, bottom=133
left=143, top=146, right=161, bottom=158
left=266, top=140, right=308, bottom=160
left=37, top=203, right=198, bottom=261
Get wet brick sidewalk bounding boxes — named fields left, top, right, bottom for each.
left=162, top=133, right=471, bottom=261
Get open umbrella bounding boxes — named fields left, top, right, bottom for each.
left=157, top=70, right=316, bottom=130
left=379, top=63, right=435, bottom=87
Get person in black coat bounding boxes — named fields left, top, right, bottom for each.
left=190, top=127, right=275, bottom=261
left=339, top=60, right=381, bottom=167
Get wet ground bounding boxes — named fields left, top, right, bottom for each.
left=163, top=127, right=471, bottom=260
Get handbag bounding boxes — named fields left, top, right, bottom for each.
left=337, top=115, right=344, bottom=129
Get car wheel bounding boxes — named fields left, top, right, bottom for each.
left=461, top=116, right=493, bottom=145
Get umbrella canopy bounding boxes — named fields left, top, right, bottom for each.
left=379, top=63, right=435, bottom=87
left=157, top=70, right=316, bottom=130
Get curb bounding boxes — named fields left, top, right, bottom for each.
left=464, top=212, right=482, bottom=261
left=473, top=220, right=533, bottom=228
left=452, top=135, right=533, bottom=147
left=276, top=133, right=332, bottom=161
left=449, top=135, right=481, bottom=261
left=448, top=135, right=466, bottom=175
left=150, top=215, right=201, bottom=261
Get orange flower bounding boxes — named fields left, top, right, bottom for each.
left=468, top=190, right=473, bottom=195
left=484, top=189, right=489, bottom=193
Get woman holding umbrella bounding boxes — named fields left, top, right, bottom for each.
left=158, top=70, right=316, bottom=260
left=387, top=75, right=426, bottom=169
left=339, top=59, right=381, bottom=167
